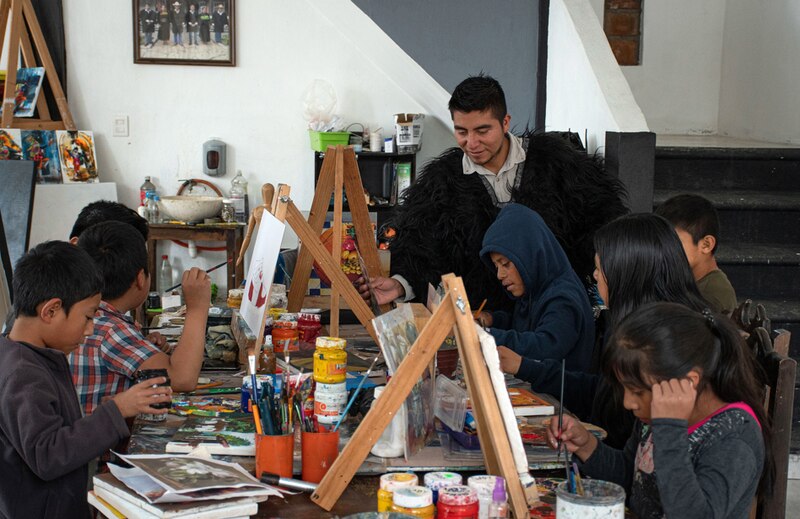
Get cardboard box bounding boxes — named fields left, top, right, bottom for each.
left=394, top=113, right=424, bottom=151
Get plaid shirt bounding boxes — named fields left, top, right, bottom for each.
left=70, top=301, right=161, bottom=415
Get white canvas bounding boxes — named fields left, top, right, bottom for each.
left=239, top=210, right=285, bottom=336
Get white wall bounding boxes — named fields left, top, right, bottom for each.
left=547, top=0, right=648, bottom=153
left=588, top=0, right=727, bottom=136
left=62, top=0, right=455, bottom=289
left=718, top=0, right=800, bottom=145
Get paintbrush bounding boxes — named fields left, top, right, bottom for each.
left=248, top=354, right=259, bottom=408
left=557, top=358, right=570, bottom=483
left=472, top=298, right=488, bottom=319
left=333, top=355, right=380, bottom=432
left=163, top=258, right=231, bottom=293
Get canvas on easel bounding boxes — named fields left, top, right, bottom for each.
left=310, top=274, right=537, bottom=517
left=0, top=0, right=76, bottom=130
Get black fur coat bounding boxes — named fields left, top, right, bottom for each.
left=388, top=132, right=628, bottom=310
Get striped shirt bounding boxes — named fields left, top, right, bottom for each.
left=70, top=301, right=160, bottom=415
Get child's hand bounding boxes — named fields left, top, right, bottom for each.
left=111, top=377, right=172, bottom=418
left=475, top=311, right=493, bottom=328
left=547, top=414, right=598, bottom=462
left=146, top=332, right=168, bottom=351
left=181, top=267, right=212, bottom=311
left=651, top=378, right=697, bottom=422
left=497, top=346, right=522, bottom=375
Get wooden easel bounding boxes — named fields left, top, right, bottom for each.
left=244, top=179, right=382, bottom=365
left=0, top=0, right=75, bottom=129
left=286, top=145, right=389, bottom=336
left=310, top=274, right=533, bottom=518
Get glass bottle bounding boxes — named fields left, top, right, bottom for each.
left=159, top=255, right=173, bottom=294
left=140, top=176, right=156, bottom=207
left=146, top=193, right=160, bottom=224
left=230, top=170, right=249, bottom=224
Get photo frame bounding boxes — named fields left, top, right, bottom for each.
left=133, top=0, right=235, bottom=66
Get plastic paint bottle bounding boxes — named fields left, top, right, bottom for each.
left=467, top=475, right=501, bottom=519
left=436, top=485, right=479, bottom=518
left=391, top=486, right=435, bottom=518
left=377, top=472, right=418, bottom=512
left=313, top=336, right=347, bottom=384
left=487, top=478, right=508, bottom=519
left=424, top=472, right=463, bottom=504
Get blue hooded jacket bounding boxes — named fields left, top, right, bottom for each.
left=479, top=204, right=594, bottom=372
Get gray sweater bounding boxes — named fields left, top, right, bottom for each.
left=0, top=336, right=130, bottom=519
left=580, top=408, right=763, bottom=519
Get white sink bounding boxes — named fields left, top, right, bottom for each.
left=159, top=196, right=223, bottom=222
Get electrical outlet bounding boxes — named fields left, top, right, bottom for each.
left=112, top=115, right=129, bottom=137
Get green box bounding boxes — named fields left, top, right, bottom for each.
left=309, top=130, right=350, bottom=152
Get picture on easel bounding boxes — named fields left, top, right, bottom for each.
left=239, top=209, right=285, bottom=337
left=133, top=0, right=236, bottom=67
left=21, top=130, right=61, bottom=184
left=0, top=67, right=45, bottom=118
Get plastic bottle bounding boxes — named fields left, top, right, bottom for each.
left=230, top=170, right=249, bottom=223
left=370, top=386, right=405, bottom=458
left=487, top=478, right=508, bottom=519
left=159, top=255, right=173, bottom=294
left=146, top=193, right=160, bottom=224
left=140, top=176, right=156, bottom=206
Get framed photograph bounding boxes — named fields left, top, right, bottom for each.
left=133, top=0, right=235, bottom=66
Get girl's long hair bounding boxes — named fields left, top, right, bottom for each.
left=605, top=302, right=774, bottom=498
left=594, top=213, right=708, bottom=326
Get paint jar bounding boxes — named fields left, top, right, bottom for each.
left=272, top=321, right=299, bottom=353
left=297, top=311, right=322, bottom=350
left=467, top=475, right=501, bottom=519
left=370, top=130, right=383, bottom=152
left=134, top=368, right=171, bottom=421
left=391, top=486, right=435, bottom=518
left=555, top=479, right=625, bottom=519
left=226, top=288, right=243, bottom=309
left=313, top=336, right=347, bottom=384
left=424, top=472, right=463, bottom=504
left=314, top=381, right=348, bottom=426
left=436, top=485, right=479, bottom=518
left=377, top=472, right=419, bottom=512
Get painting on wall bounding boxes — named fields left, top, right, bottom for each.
left=21, top=130, right=61, bottom=184
left=133, top=0, right=235, bottom=66
left=56, top=130, right=98, bottom=183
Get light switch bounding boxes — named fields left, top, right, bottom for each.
left=112, top=115, right=129, bottom=137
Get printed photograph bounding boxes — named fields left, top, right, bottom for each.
left=133, top=0, right=235, bottom=66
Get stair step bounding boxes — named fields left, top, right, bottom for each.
left=716, top=243, right=800, bottom=265
left=654, top=189, right=800, bottom=211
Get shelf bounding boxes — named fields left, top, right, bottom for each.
left=327, top=203, right=396, bottom=213
left=316, top=150, right=416, bottom=159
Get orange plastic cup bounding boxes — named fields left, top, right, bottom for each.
left=255, top=433, right=293, bottom=479
left=301, top=430, right=340, bottom=483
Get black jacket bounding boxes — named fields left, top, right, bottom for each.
left=388, top=132, right=628, bottom=310
left=0, top=337, right=129, bottom=519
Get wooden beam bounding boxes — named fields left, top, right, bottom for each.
left=285, top=201, right=377, bottom=343
left=311, top=297, right=455, bottom=510
left=443, top=274, right=530, bottom=518
left=330, top=147, right=345, bottom=336
left=2, top=0, right=23, bottom=127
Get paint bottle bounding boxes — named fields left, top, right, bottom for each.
left=467, top=475, right=502, bottom=519
left=313, top=336, right=347, bottom=384
left=313, top=381, right=347, bottom=426
left=424, top=472, right=463, bottom=504
left=487, top=478, right=508, bottom=519
left=391, top=486, right=435, bottom=518
left=437, top=485, right=479, bottom=519
left=377, top=472, right=418, bottom=512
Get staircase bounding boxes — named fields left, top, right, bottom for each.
left=652, top=139, right=800, bottom=453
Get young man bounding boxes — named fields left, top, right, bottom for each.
left=361, top=74, right=628, bottom=310
left=655, top=193, right=737, bottom=314
left=0, top=241, right=171, bottom=518
left=71, top=221, right=210, bottom=415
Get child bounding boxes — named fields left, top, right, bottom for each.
left=69, top=199, right=149, bottom=242
left=500, top=213, right=708, bottom=448
left=477, top=204, right=594, bottom=372
left=71, top=221, right=210, bottom=415
left=551, top=302, right=771, bottom=518
left=0, top=241, right=171, bottom=518
left=655, top=193, right=737, bottom=314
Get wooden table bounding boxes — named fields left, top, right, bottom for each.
left=146, top=223, right=245, bottom=293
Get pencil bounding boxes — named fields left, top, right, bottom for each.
left=472, top=299, right=488, bottom=319
left=252, top=404, right=264, bottom=435
left=163, top=258, right=231, bottom=293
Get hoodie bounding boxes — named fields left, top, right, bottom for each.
left=479, top=204, right=594, bottom=372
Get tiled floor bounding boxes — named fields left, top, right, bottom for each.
left=787, top=477, right=799, bottom=516
left=656, top=134, right=798, bottom=148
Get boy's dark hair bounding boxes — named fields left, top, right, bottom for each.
left=654, top=194, right=720, bottom=254
left=448, top=74, right=507, bottom=123
left=12, top=241, right=102, bottom=317
left=77, top=221, right=148, bottom=301
left=69, top=200, right=149, bottom=241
